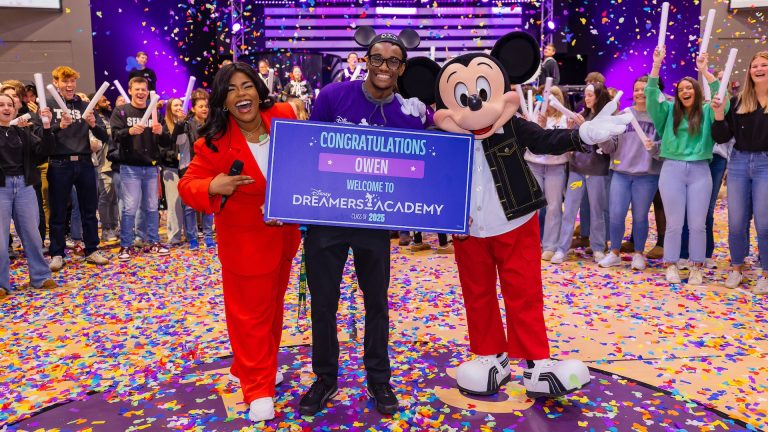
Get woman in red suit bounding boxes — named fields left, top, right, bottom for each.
left=178, top=62, right=300, bottom=422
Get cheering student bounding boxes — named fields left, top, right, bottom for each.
left=46, top=66, right=110, bottom=271
left=597, top=75, right=662, bottom=270
left=528, top=86, right=570, bottom=261
left=129, top=51, right=158, bottom=92
left=161, top=98, right=187, bottom=246
left=339, top=52, right=367, bottom=82
left=110, top=77, right=171, bottom=261
left=712, top=50, right=768, bottom=294
left=178, top=62, right=300, bottom=422
left=0, top=93, right=57, bottom=299
left=646, top=48, right=725, bottom=285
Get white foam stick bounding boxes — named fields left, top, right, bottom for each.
left=527, top=89, right=534, bottom=119
left=623, top=108, right=650, bottom=142
left=150, top=91, right=158, bottom=126
left=700, top=9, right=716, bottom=54
left=532, top=101, right=542, bottom=120
left=658, top=2, right=669, bottom=48
left=113, top=80, right=130, bottom=104
left=548, top=94, right=576, bottom=119
left=703, top=78, right=713, bottom=101
left=46, top=84, right=70, bottom=117
left=430, top=46, right=436, bottom=61
left=33, top=73, right=47, bottom=111
left=140, top=93, right=160, bottom=127
left=181, top=76, right=196, bottom=112
left=81, top=81, right=110, bottom=119
left=515, top=85, right=530, bottom=120
left=9, top=113, right=31, bottom=126
left=540, top=76, right=554, bottom=114
left=716, top=48, right=738, bottom=103
left=613, top=90, right=624, bottom=104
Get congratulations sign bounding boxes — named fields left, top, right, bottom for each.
left=264, top=120, right=474, bottom=233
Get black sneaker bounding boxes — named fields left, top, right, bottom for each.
left=299, top=379, right=338, bottom=416
left=367, top=382, right=399, bottom=415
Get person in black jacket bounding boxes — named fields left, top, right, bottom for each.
left=128, top=51, right=158, bottom=92
left=110, top=76, right=171, bottom=261
left=711, top=50, right=768, bottom=294
left=165, top=93, right=212, bottom=250
left=47, top=66, right=111, bottom=272
left=0, top=93, right=58, bottom=299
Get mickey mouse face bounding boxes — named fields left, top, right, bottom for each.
left=434, top=56, right=519, bottom=140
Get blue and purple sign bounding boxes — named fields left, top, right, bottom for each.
left=265, top=120, right=474, bottom=234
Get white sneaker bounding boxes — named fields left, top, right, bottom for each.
left=49, top=256, right=64, bottom=272
left=753, top=277, right=768, bottom=295
left=550, top=251, right=566, bottom=264
left=598, top=252, right=621, bottom=268
left=631, top=253, right=646, bottom=271
left=455, top=354, right=511, bottom=395
left=688, top=266, right=704, bottom=285
left=229, top=370, right=284, bottom=386
left=593, top=251, right=606, bottom=263
left=704, top=258, right=717, bottom=269
left=665, top=265, right=681, bottom=284
left=677, top=259, right=691, bottom=270
left=541, top=250, right=555, bottom=261
left=523, top=359, right=591, bottom=398
left=248, top=397, right=275, bottom=422
left=724, top=270, right=742, bottom=289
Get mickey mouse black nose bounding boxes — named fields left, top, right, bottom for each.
left=467, top=94, right=483, bottom=111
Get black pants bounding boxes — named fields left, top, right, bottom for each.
left=47, top=158, right=100, bottom=257
left=304, top=225, right=391, bottom=385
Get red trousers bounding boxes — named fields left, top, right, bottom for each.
left=453, top=216, right=550, bottom=360
left=223, top=255, right=293, bottom=403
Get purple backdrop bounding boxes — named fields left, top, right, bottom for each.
left=567, top=0, right=702, bottom=103
left=89, top=0, right=225, bottom=101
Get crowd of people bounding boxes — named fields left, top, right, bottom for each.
left=1, top=36, right=767, bottom=423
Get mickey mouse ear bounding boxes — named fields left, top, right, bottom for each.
left=490, top=31, right=540, bottom=85
left=354, top=26, right=377, bottom=47
left=398, top=57, right=440, bottom=106
left=398, top=29, right=421, bottom=50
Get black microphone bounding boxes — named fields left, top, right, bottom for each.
left=220, top=159, right=244, bottom=211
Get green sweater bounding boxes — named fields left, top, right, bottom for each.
left=644, top=76, right=726, bottom=161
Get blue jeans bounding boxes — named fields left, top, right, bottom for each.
left=69, top=186, right=82, bottom=240
left=609, top=172, right=659, bottom=254
left=47, top=158, right=100, bottom=257
left=727, top=150, right=768, bottom=269
left=557, top=172, right=609, bottom=253
left=182, top=204, right=213, bottom=243
left=119, top=165, right=160, bottom=248
left=680, top=153, right=727, bottom=259
left=659, top=160, right=712, bottom=263
left=1, top=176, right=51, bottom=291
left=529, top=162, right=567, bottom=251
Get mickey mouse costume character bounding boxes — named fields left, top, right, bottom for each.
left=399, top=32, right=631, bottom=398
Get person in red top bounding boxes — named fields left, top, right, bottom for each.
left=177, top=62, right=300, bottom=423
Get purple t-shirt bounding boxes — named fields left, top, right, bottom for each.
left=310, top=80, right=425, bottom=131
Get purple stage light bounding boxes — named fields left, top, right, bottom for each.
left=547, top=20, right=555, bottom=30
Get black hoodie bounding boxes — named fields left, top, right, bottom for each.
left=110, top=103, right=170, bottom=166
left=0, top=125, right=55, bottom=187
left=46, top=94, right=109, bottom=157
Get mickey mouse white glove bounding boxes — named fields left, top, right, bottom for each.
left=395, top=93, right=427, bottom=124
left=577, top=95, right=632, bottom=145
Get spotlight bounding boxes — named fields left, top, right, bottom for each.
left=547, top=20, right=555, bottom=30
left=232, top=22, right=242, bottom=33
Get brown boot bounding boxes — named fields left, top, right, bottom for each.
left=646, top=245, right=664, bottom=260
left=620, top=241, right=635, bottom=253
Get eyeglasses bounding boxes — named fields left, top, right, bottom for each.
left=367, top=54, right=404, bottom=70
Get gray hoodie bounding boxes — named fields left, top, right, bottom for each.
left=599, top=107, right=662, bottom=175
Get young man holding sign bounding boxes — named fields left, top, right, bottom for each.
left=299, top=27, right=426, bottom=416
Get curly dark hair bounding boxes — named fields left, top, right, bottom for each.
left=199, top=62, right=275, bottom=152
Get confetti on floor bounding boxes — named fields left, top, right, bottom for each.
left=1, top=203, right=766, bottom=431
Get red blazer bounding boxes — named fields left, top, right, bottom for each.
left=178, top=103, right=301, bottom=276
